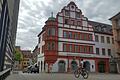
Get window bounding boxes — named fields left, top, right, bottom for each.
left=95, top=35, right=99, bottom=42
left=42, top=46, right=44, bottom=53
left=65, top=10, right=70, bottom=16
left=112, top=38, right=114, bottom=44
left=47, top=42, right=55, bottom=50
left=101, top=36, right=105, bottom=43
left=89, top=34, right=93, bottom=41
left=108, top=49, right=111, bottom=56
left=83, top=33, right=88, bottom=40
left=89, top=46, right=93, bottom=53
left=77, top=21, right=81, bottom=26
left=63, top=31, right=68, bottom=38
left=76, top=12, right=80, bottom=18
left=74, top=45, right=79, bottom=52
left=69, top=44, right=72, bottom=52
left=83, top=46, right=87, bottom=53
left=47, top=43, right=51, bottom=50
left=51, top=42, right=55, bottom=50
left=71, top=20, right=74, bottom=25
left=65, top=19, right=69, bottom=24
left=71, top=5, right=74, bottom=9
left=96, top=48, right=99, bottom=55
left=79, top=33, right=83, bottom=40
left=80, top=46, right=83, bottom=52
left=102, top=48, right=105, bottom=55
left=74, top=33, right=78, bottom=39
left=107, top=37, right=110, bottom=43
left=68, top=32, right=72, bottom=38
left=48, top=29, right=51, bottom=36
left=63, top=44, right=67, bottom=51
left=47, top=28, right=55, bottom=36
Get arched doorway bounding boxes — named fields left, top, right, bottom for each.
left=71, top=61, right=78, bottom=71
left=98, top=61, right=105, bottom=73
left=110, top=62, right=117, bottom=73
left=84, top=61, right=90, bottom=71
left=58, top=60, right=66, bottom=72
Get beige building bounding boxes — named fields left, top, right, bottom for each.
left=110, top=12, right=120, bottom=73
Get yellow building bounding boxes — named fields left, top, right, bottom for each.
left=21, top=50, right=32, bottom=69
left=110, top=12, right=120, bottom=73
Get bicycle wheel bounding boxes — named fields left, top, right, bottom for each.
left=74, top=69, right=80, bottom=78
left=81, top=70, right=88, bottom=79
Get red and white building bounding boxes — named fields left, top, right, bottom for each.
left=37, top=1, right=114, bottom=73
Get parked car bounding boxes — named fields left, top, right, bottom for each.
left=30, top=63, right=39, bottom=73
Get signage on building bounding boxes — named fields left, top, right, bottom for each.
left=67, top=53, right=94, bottom=57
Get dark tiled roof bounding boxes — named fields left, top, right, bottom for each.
left=88, top=20, right=112, bottom=34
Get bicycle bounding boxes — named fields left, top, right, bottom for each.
left=74, top=66, right=89, bottom=79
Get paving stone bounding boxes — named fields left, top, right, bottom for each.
left=5, top=72, right=120, bottom=80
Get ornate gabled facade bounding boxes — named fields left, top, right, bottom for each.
left=37, top=1, right=114, bottom=73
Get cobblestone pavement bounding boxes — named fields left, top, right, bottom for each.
left=5, top=72, right=120, bottom=80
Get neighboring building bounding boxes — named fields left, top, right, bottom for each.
left=32, top=45, right=39, bottom=64
left=109, top=12, right=120, bottom=73
left=0, top=0, right=20, bottom=72
left=22, top=50, right=32, bottom=69
left=37, top=1, right=114, bottom=73
left=89, top=21, right=116, bottom=73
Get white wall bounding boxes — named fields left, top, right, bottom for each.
left=37, top=54, right=44, bottom=72
left=38, top=31, right=45, bottom=54
left=51, top=58, right=95, bottom=72
left=95, top=33, right=115, bottom=57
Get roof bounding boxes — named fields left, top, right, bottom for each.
left=48, top=12, right=56, bottom=21
left=88, top=20, right=112, bottom=35
left=109, top=12, right=120, bottom=20
left=48, top=16, right=56, bottom=21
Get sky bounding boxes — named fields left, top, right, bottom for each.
left=16, top=0, right=120, bottom=51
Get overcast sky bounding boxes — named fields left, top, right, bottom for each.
left=16, top=0, right=120, bottom=51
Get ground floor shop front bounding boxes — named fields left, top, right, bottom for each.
left=38, top=56, right=109, bottom=73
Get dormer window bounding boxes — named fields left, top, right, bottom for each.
left=65, top=19, right=69, bottom=24
left=76, top=12, right=80, bottom=18
left=65, top=10, right=70, bottom=16
left=71, top=20, right=74, bottom=25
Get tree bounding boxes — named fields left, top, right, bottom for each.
left=14, top=49, right=22, bottom=62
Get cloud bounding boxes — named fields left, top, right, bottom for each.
left=16, top=0, right=120, bottom=50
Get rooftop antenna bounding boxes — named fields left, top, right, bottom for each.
left=51, top=12, right=53, bottom=17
